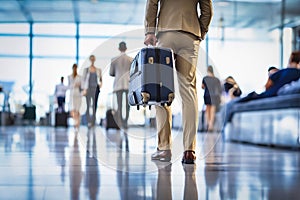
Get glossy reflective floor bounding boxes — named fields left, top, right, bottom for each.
left=0, top=126, right=299, bottom=200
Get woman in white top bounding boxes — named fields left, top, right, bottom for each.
left=68, top=64, right=82, bottom=130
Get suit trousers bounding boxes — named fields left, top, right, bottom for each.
left=156, top=31, right=200, bottom=151
left=115, top=89, right=130, bottom=128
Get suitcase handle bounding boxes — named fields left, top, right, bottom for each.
left=132, top=91, right=138, bottom=104
left=130, top=54, right=139, bottom=77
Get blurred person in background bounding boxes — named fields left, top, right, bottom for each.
left=265, top=66, right=279, bottom=90
left=202, top=66, right=222, bottom=132
left=82, top=55, right=103, bottom=128
left=68, top=64, right=82, bottom=130
left=54, top=76, right=68, bottom=112
left=223, top=76, right=242, bottom=101
left=110, top=41, right=133, bottom=129
left=219, top=76, right=242, bottom=128
left=0, top=86, right=4, bottom=112
left=267, top=66, right=279, bottom=77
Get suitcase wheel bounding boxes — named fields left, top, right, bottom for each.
left=141, top=92, right=150, bottom=104
left=149, top=105, right=152, bottom=110
left=168, top=93, right=175, bottom=104
left=137, top=105, right=140, bottom=110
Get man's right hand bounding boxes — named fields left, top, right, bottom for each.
left=144, top=33, right=157, bottom=46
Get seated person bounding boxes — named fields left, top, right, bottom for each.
left=224, top=76, right=242, bottom=100
left=267, top=66, right=279, bottom=77
left=219, top=76, right=242, bottom=125
left=239, top=51, right=300, bottom=102
left=265, top=66, right=279, bottom=89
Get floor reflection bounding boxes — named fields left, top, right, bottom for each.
left=155, top=162, right=172, bottom=200
left=183, top=164, right=198, bottom=200
left=69, top=134, right=83, bottom=200
left=54, top=129, right=68, bottom=183
left=24, top=127, right=35, bottom=200
left=0, top=127, right=299, bottom=200
left=85, top=129, right=100, bottom=200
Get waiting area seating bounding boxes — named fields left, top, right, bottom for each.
left=224, top=94, right=300, bottom=148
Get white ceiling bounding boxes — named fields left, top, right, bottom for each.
left=0, top=0, right=299, bottom=29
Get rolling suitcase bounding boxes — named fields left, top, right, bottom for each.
left=23, top=104, right=36, bottom=120
left=128, top=47, right=175, bottom=110
left=55, top=109, right=68, bottom=128
left=105, top=109, right=119, bottom=130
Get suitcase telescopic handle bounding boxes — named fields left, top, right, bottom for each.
left=130, top=54, right=139, bottom=76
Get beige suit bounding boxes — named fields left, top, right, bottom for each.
left=145, top=0, right=213, bottom=151
left=110, top=53, right=133, bottom=128
left=110, top=53, right=133, bottom=92
left=145, top=0, right=213, bottom=40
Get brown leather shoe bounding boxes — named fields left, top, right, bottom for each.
left=182, top=150, right=196, bottom=164
left=151, top=148, right=172, bottom=162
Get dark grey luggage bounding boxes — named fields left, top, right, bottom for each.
left=128, top=47, right=175, bottom=110
left=105, top=109, right=119, bottom=130
left=55, top=109, right=68, bottom=128
left=23, top=104, right=36, bottom=121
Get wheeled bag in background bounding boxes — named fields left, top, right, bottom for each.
left=128, top=47, right=175, bottom=109
left=105, top=109, right=119, bottom=130
left=23, top=104, right=36, bottom=121
left=55, top=109, right=68, bottom=128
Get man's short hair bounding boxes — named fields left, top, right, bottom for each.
left=268, top=66, right=278, bottom=72
left=289, top=51, right=300, bottom=64
left=207, top=65, right=214, bottom=74
left=119, top=41, right=127, bottom=51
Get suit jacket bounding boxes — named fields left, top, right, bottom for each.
left=145, top=0, right=213, bottom=40
left=110, top=53, right=133, bottom=92
left=82, top=67, right=102, bottom=90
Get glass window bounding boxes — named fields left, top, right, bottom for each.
left=0, top=37, right=29, bottom=55
left=32, top=59, right=74, bottom=94
left=80, top=24, right=142, bottom=36
left=0, top=58, right=29, bottom=110
left=33, top=23, right=76, bottom=36
left=79, top=38, right=108, bottom=58
left=0, top=23, right=28, bottom=34
left=33, top=37, right=76, bottom=57
left=32, top=59, right=75, bottom=114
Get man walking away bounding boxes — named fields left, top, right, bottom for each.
left=55, top=76, right=68, bottom=112
left=110, top=42, right=133, bottom=129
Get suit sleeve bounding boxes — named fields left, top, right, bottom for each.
left=199, top=0, right=213, bottom=40
left=144, top=0, right=159, bottom=34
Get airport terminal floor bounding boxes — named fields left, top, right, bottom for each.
left=0, top=126, right=299, bottom=200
